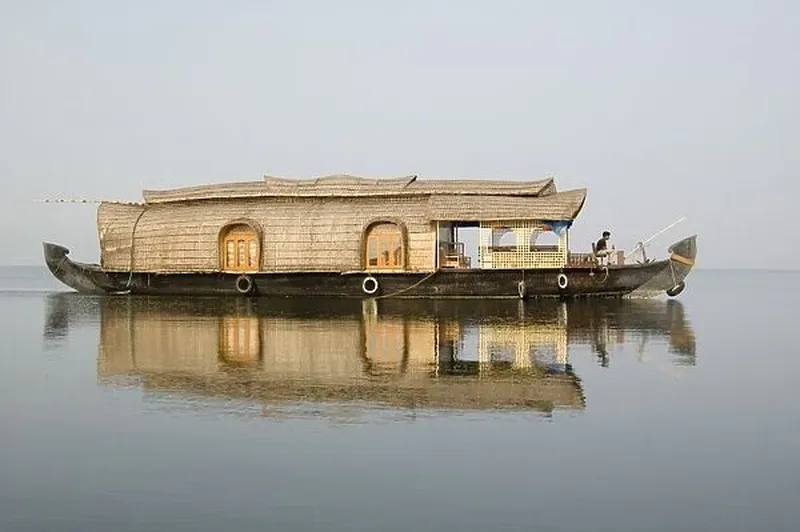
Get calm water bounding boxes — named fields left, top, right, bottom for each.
left=1, top=267, right=798, bottom=531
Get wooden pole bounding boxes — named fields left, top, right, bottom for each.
left=627, top=216, right=686, bottom=257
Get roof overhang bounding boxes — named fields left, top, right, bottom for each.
left=427, top=188, right=587, bottom=222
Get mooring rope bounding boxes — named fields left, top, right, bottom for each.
left=591, top=265, right=609, bottom=284
left=125, top=207, right=149, bottom=289
left=375, top=269, right=439, bottom=299
left=52, top=256, right=67, bottom=277
left=669, top=257, right=678, bottom=287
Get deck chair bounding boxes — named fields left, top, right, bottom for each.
left=591, top=242, right=607, bottom=265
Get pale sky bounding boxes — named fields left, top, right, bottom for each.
left=1, top=0, right=797, bottom=269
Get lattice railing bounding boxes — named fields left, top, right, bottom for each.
left=478, top=221, right=568, bottom=269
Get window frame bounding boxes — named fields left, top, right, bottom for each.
left=219, top=222, right=262, bottom=272
left=363, top=222, right=406, bottom=271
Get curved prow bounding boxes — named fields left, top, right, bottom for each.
left=43, top=241, right=70, bottom=266
left=663, top=235, right=698, bottom=297
left=668, top=235, right=697, bottom=266
left=627, top=235, right=698, bottom=298
left=43, top=242, right=120, bottom=294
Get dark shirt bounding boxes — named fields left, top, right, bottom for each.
left=596, top=238, right=608, bottom=252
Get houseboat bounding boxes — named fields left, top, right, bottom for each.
left=43, top=173, right=697, bottom=298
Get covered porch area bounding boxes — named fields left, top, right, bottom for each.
left=435, top=220, right=572, bottom=270
left=428, top=187, right=588, bottom=271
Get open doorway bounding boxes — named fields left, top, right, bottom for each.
left=437, top=222, right=479, bottom=269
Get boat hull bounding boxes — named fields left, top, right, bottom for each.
left=43, top=239, right=697, bottom=299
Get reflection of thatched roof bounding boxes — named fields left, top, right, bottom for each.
left=128, top=371, right=585, bottom=414
left=141, top=175, right=558, bottom=204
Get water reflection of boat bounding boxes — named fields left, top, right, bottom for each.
left=42, top=295, right=696, bottom=415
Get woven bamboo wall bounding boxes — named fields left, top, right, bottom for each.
left=97, top=203, right=146, bottom=270
left=98, top=197, right=435, bottom=273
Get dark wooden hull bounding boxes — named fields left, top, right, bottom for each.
left=43, top=236, right=697, bottom=299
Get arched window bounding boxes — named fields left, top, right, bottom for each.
left=220, top=223, right=260, bottom=272
left=364, top=222, right=405, bottom=269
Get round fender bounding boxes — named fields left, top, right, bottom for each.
left=557, top=273, right=569, bottom=290
left=517, top=280, right=526, bottom=299
left=666, top=281, right=685, bottom=297
left=362, top=275, right=379, bottom=295
left=235, top=274, right=255, bottom=295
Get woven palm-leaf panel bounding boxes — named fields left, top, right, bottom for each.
left=97, top=202, right=147, bottom=270
left=104, top=196, right=434, bottom=273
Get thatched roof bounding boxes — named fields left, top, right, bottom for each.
left=142, top=174, right=558, bottom=204
left=428, top=188, right=587, bottom=222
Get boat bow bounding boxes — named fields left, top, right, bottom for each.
left=43, top=242, right=122, bottom=294
left=628, top=235, right=698, bottom=298
left=668, top=235, right=698, bottom=267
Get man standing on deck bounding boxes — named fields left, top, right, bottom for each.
left=595, top=231, right=614, bottom=264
